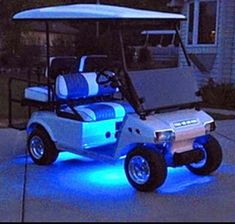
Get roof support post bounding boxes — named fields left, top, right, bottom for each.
left=117, top=24, right=146, bottom=119
left=175, top=25, right=191, bottom=66
left=45, top=21, right=51, bottom=103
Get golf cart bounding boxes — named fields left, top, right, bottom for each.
left=130, top=29, right=179, bottom=69
left=11, top=4, right=222, bottom=192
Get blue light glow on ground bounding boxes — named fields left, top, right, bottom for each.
left=14, top=152, right=216, bottom=196
left=86, top=161, right=128, bottom=187
left=56, top=152, right=214, bottom=194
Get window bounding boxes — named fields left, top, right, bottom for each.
left=188, top=3, right=194, bottom=44
left=187, top=0, right=217, bottom=45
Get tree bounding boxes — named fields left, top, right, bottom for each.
left=0, top=0, right=22, bottom=66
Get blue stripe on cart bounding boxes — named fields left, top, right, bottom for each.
left=85, top=103, right=116, bottom=121
left=64, top=73, right=89, bottom=99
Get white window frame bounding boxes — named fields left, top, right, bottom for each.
left=186, top=0, right=219, bottom=47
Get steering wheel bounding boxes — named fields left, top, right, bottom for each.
left=96, top=61, right=123, bottom=84
left=96, top=68, right=115, bottom=85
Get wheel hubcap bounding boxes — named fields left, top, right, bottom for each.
left=30, top=136, right=45, bottom=159
left=190, top=146, right=207, bottom=168
left=128, top=155, right=150, bottom=184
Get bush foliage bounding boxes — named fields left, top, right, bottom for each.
left=200, top=78, right=235, bottom=108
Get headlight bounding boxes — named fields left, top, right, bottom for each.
left=204, top=121, right=216, bottom=133
left=154, top=130, right=175, bottom=143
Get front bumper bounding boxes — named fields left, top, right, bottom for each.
left=172, top=148, right=204, bottom=167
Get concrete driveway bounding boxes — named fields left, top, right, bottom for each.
left=0, top=120, right=235, bottom=222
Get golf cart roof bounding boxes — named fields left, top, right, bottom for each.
left=141, top=30, right=176, bottom=35
left=13, top=4, right=186, bottom=20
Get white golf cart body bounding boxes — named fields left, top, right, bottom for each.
left=13, top=4, right=222, bottom=191
left=27, top=107, right=213, bottom=158
left=26, top=67, right=213, bottom=162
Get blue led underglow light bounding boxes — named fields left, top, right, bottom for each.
left=53, top=158, right=134, bottom=199
left=56, top=154, right=214, bottom=194
left=13, top=155, right=28, bottom=164
left=87, top=161, right=128, bottom=187
left=159, top=166, right=213, bottom=194
left=57, top=153, right=128, bottom=188
left=57, top=151, right=94, bottom=162
left=13, top=152, right=217, bottom=196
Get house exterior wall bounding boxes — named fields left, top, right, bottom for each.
left=179, top=0, right=235, bottom=87
left=21, top=31, right=77, bottom=47
left=232, top=14, right=235, bottom=84
left=217, top=0, right=235, bottom=83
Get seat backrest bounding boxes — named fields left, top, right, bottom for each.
left=56, top=72, right=118, bottom=100
left=49, top=57, right=78, bottom=80
left=79, top=55, right=108, bottom=72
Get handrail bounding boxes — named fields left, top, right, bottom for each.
left=8, top=76, right=53, bottom=128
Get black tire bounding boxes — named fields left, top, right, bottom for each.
left=186, top=135, right=222, bottom=175
left=27, top=127, right=59, bottom=165
left=124, top=147, right=167, bottom=192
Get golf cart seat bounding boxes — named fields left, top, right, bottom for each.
left=23, top=55, right=111, bottom=103
left=78, top=55, right=108, bottom=72
left=24, top=86, right=52, bottom=102
left=56, top=72, right=135, bottom=121
left=61, top=101, right=134, bottom=122
left=24, top=56, right=79, bottom=103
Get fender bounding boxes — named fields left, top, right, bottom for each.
left=26, top=113, right=57, bottom=142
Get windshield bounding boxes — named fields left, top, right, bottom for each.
left=122, top=27, right=201, bottom=113
left=124, top=29, right=179, bottom=71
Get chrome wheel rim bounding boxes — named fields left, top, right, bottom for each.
left=190, top=146, right=207, bottom=168
left=29, top=136, right=45, bottom=159
left=128, top=155, right=150, bottom=184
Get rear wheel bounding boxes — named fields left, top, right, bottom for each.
left=124, top=147, right=167, bottom=192
left=186, top=135, right=222, bottom=175
left=28, top=127, right=59, bottom=165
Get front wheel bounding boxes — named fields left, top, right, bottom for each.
left=28, top=127, right=59, bottom=165
left=186, top=135, right=223, bottom=175
left=124, top=147, right=167, bottom=192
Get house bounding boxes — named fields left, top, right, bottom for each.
left=169, top=0, right=235, bottom=87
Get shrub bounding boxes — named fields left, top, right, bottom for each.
left=200, top=78, right=235, bottom=108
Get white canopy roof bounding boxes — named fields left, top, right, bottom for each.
left=13, top=4, right=186, bottom=20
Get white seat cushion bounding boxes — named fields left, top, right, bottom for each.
left=24, top=86, right=52, bottom=102
left=61, top=101, right=134, bottom=121
left=56, top=72, right=118, bottom=100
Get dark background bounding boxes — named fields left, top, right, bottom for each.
left=0, top=0, right=171, bottom=69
